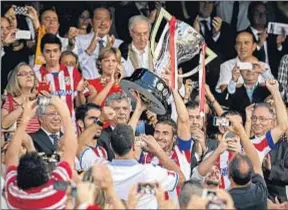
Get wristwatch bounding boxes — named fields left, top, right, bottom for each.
left=94, top=118, right=104, bottom=127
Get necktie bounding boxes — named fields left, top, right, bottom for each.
left=50, top=134, right=59, bottom=149
left=231, top=1, right=239, bottom=31
left=257, top=33, right=266, bottom=62
left=201, top=20, right=211, bottom=40
left=98, top=39, right=105, bottom=54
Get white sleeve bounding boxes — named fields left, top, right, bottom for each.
left=191, top=166, right=205, bottom=185
left=215, top=63, right=232, bottom=92
left=79, top=148, right=99, bottom=171
left=145, top=165, right=179, bottom=192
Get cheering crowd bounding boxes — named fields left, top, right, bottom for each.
left=1, top=1, right=288, bottom=209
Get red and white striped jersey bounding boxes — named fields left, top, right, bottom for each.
left=251, top=131, right=277, bottom=163
left=142, top=137, right=193, bottom=180
left=5, top=161, right=72, bottom=209
left=34, top=64, right=82, bottom=125
left=79, top=146, right=108, bottom=171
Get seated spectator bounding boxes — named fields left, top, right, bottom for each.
left=222, top=56, right=272, bottom=118
left=88, top=47, right=124, bottom=107
left=2, top=63, right=39, bottom=134
left=60, top=50, right=79, bottom=69
left=5, top=96, right=77, bottom=209
left=215, top=31, right=274, bottom=93
left=278, top=54, right=288, bottom=104
left=73, top=6, right=123, bottom=79
left=106, top=124, right=185, bottom=209
left=75, top=8, right=92, bottom=35
left=245, top=2, right=287, bottom=77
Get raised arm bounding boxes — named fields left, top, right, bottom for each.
left=172, top=89, right=191, bottom=140
left=89, top=80, right=115, bottom=106
left=205, top=84, right=224, bottom=116
left=50, top=96, right=77, bottom=169
left=227, top=115, right=263, bottom=176
left=5, top=100, right=38, bottom=168
left=266, top=79, right=288, bottom=143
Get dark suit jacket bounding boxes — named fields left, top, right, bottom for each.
left=245, top=26, right=287, bottom=78
left=222, top=84, right=270, bottom=121
left=29, top=129, right=57, bottom=156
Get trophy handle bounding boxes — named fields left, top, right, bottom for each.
left=150, top=8, right=218, bottom=79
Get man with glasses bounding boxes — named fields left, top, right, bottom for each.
left=250, top=79, right=288, bottom=163
left=245, top=2, right=287, bottom=77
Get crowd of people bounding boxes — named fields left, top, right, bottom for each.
left=1, top=1, right=288, bottom=209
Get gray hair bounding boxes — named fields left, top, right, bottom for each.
left=179, top=180, right=204, bottom=209
left=128, top=15, right=152, bottom=33
left=105, top=92, right=131, bottom=107
left=253, top=103, right=275, bottom=118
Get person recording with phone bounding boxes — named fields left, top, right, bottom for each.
left=223, top=56, right=273, bottom=120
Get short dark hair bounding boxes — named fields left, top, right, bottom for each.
left=155, top=118, right=177, bottom=136
left=17, top=152, right=49, bottom=190
left=93, top=5, right=112, bottom=20
left=39, top=7, right=58, bottom=22
left=110, top=124, right=134, bottom=156
left=247, top=2, right=267, bottom=25
left=229, top=154, right=254, bottom=186
left=41, top=33, right=62, bottom=52
left=220, top=110, right=241, bottom=118
left=75, top=103, right=101, bottom=122
left=236, top=31, right=257, bottom=43
left=186, top=101, right=200, bottom=110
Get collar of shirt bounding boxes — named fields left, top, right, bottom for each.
left=198, top=16, right=211, bottom=24
left=131, top=43, right=148, bottom=55
left=250, top=26, right=261, bottom=40
left=110, top=159, right=139, bottom=166
left=41, top=127, right=60, bottom=139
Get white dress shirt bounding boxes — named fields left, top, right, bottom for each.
left=73, top=32, right=123, bottom=79
left=215, top=1, right=251, bottom=32
left=216, top=57, right=274, bottom=93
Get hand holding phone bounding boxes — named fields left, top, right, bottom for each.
left=137, top=183, right=158, bottom=195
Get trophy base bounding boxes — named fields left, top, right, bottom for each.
left=120, top=79, right=168, bottom=115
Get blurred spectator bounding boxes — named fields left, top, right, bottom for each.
left=2, top=63, right=39, bottom=134
left=60, top=50, right=79, bottom=69
left=278, top=54, right=288, bottom=104
left=215, top=1, right=251, bottom=32
left=245, top=2, right=287, bottom=77
left=73, top=6, right=123, bottom=79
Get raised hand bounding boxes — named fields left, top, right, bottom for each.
left=265, top=79, right=279, bottom=94
left=21, top=99, right=38, bottom=124
left=99, top=106, right=116, bottom=122
left=232, top=65, right=240, bottom=82
left=212, top=17, right=222, bottom=35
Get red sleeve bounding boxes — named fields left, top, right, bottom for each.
left=88, top=79, right=103, bottom=93
left=2, top=97, right=11, bottom=111
left=73, top=68, right=82, bottom=90
left=51, top=161, right=73, bottom=181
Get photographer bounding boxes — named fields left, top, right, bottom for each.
left=5, top=95, right=77, bottom=209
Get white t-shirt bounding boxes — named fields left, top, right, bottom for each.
left=108, top=159, right=179, bottom=209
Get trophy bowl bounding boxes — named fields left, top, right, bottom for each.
left=120, top=68, right=171, bottom=115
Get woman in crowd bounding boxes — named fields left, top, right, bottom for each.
left=76, top=8, right=92, bottom=35
left=2, top=62, right=40, bottom=133
left=88, top=47, right=124, bottom=107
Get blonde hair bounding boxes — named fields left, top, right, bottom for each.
left=5, top=62, right=38, bottom=97
left=96, top=47, right=121, bottom=74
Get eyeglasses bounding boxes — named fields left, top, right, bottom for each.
left=17, top=71, right=35, bottom=77
left=251, top=116, right=274, bottom=122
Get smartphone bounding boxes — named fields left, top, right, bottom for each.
left=223, top=131, right=236, bottom=141
left=15, top=30, right=31, bottom=40
left=237, top=62, right=253, bottom=71
left=213, top=117, right=231, bottom=127
left=137, top=183, right=158, bottom=195
left=202, top=189, right=225, bottom=209
left=14, top=6, right=28, bottom=15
